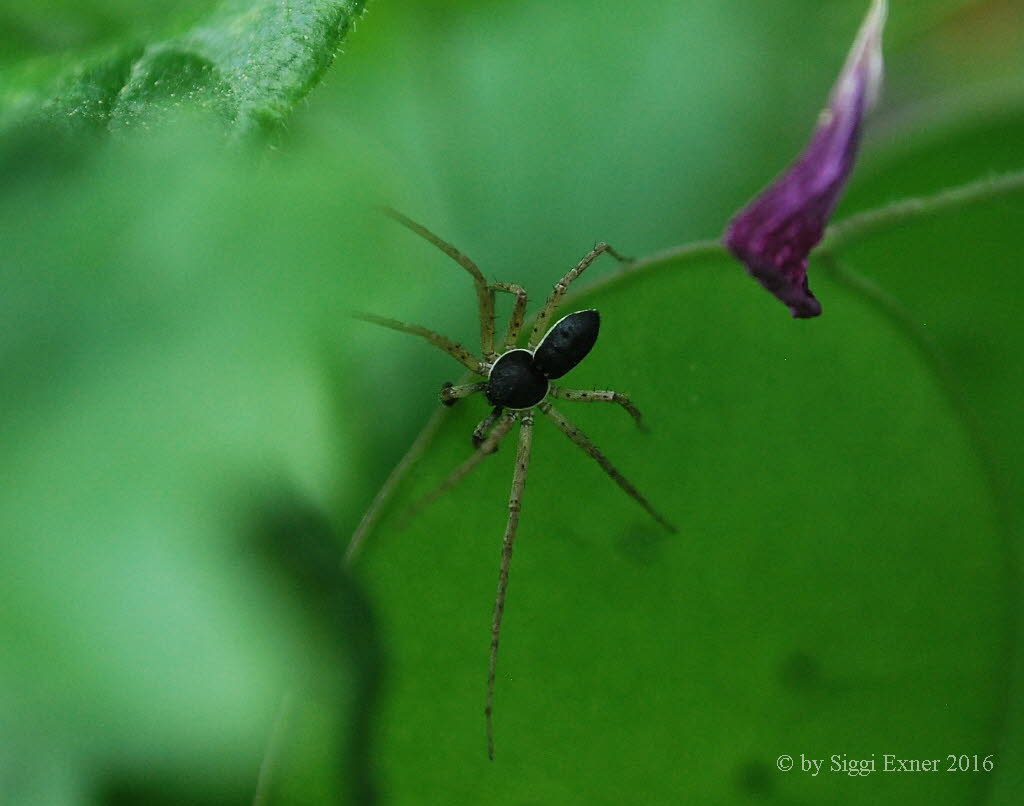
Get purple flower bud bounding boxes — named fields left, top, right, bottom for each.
left=723, top=0, right=887, bottom=318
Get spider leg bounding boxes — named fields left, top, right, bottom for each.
left=473, top=406, right=504, bottom=447
left=488, top=283, right=528, bottom=351
left=486, top=410, right=534, bottom=761
left=548, top=384, right=646, bottom=430
left=440, top=381, right=488, bottom=407
left=528, top=242, right=631, bottom=348
left=351, top=311, right=486, bottom=375
left=383, top=207, right=498, bottom=362
left=538, top=401, right=676, bottom=532
left=344, top=405, right=450, bottom=565
left=400, top=411, right=517, bottom=525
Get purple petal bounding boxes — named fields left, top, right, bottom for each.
left=723, top=0, right=887, bottom=318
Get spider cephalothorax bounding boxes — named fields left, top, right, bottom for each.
left=352, top=208, right=675, bottom=760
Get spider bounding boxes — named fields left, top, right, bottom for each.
left=353, top=208, right=676, bottom=759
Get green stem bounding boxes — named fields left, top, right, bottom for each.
left=822, top=170, right=1024, bottom=253
left=566, top=239, right=725, bottom=303
left=568, top=170, right=1024, bottom=301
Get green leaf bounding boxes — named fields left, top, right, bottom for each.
left=826, top=112, right=1024, bottom=806
left=356, top=246, right=1007, bottom=802
left=1, top=0, right=367, bottom=134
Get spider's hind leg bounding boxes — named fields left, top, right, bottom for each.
left=473, top=406, right=504, bottom=448
left=538, top=401, right=675, bottom=532
left=486, top=409, right=534, bottom=761
left=399, top=411, right=517, bottom=525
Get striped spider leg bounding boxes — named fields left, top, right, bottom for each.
left=352, top=210, right=676, bottom=760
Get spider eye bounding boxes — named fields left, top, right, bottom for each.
left=532, top=309, right=600, bottom=379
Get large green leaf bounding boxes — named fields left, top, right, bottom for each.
left=344, top=55, right=1024, bottom=795
left=828, top=112, right=1024, bottom=806
left=355, top=244, right=1007, bottom=802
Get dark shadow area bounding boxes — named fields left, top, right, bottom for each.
left=614, top=521, right=670, bottom=567
left=251, top=493, right=385, bottom=806
left=99, top=778, right=244, bottom=806
left=94, top=490, right=384, bottom=806
left=779, top=650, right=821, bottom=692
left=735, top=759, right=775, bottom=798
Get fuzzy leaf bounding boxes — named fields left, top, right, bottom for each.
left=1, top=0, right=367, bottom=134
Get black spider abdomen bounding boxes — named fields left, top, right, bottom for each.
left=487, top=349, right=549, bottom=409
left=533, top=309, right=600, bottom=379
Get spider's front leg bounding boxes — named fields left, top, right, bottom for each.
left=381, top=211, right=531, bottom=359
left=440, top=381, right=487, bottom=407
left=383, top=207, right=499, bottom=361
left=399, top=411, right=517, bottom=525
left=351, top=311, right=486, bottom=374
left=538, top=401, right=675, bottom=532
left=488, top=282, right=528, bottom=351
left=528, top=242, right=631, bottom=348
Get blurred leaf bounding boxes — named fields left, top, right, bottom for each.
left=0, top=0, right=367, bottom=134
left=0, top=1, right=215, bottom=64
left=0, top=118, right=405, bottom=803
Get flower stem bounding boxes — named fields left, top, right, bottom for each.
left=565, top=239, right=725, bottom=303
left=566, top=170, right=1024, bottom=302
left=822, top=170, right=1024, bottom=253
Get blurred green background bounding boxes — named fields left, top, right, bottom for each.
left=1, top=0, right=1023, bottom=803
